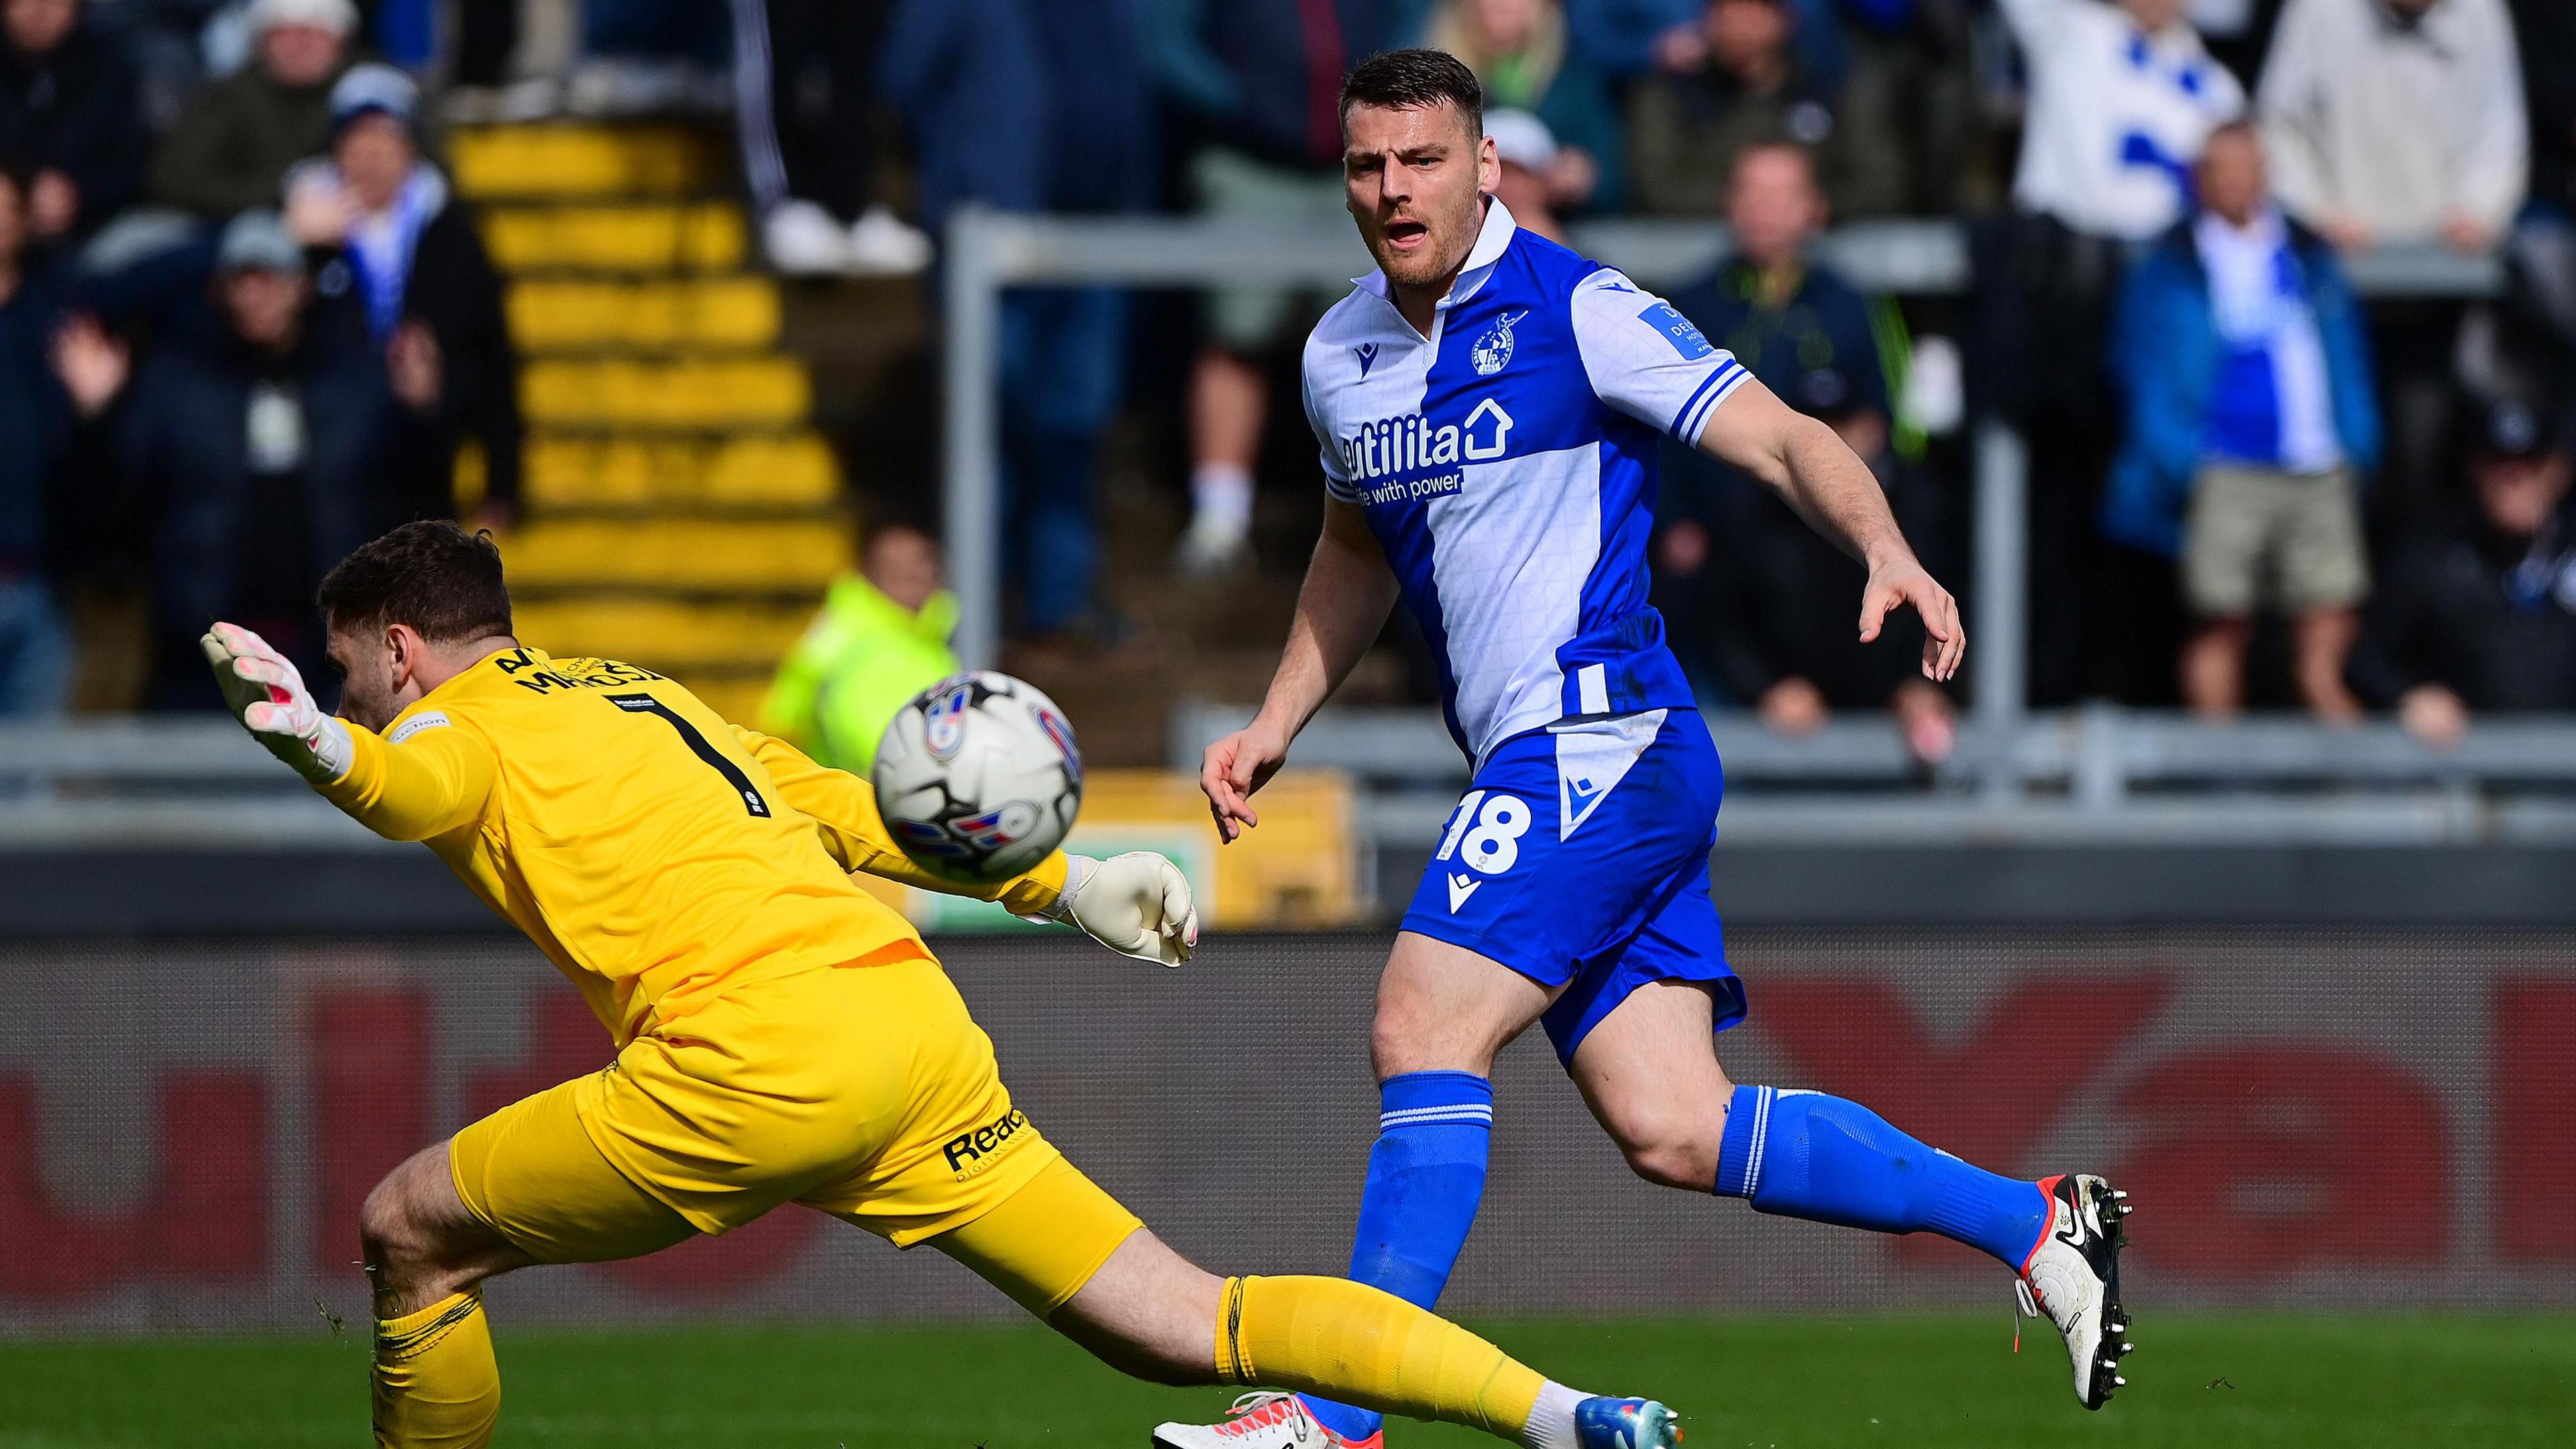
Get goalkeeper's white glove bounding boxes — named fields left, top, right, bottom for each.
left=1044, top=852, right=1199, bottom=966
left=201, top=621, right=352, bottom=783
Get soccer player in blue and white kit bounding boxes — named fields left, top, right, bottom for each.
left=1162, top=52, right=2133, bottom=1449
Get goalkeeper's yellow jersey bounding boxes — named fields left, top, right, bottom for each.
left=314, top=645, right=1065, bottom=1044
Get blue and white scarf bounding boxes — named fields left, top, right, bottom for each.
left=2194, top=206, right=2341, bottom=473
left=345, top=164, right=446, bottom=344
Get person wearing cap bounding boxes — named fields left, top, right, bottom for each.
left=1653, top=140, right=1957, bottom=763
left=1485, top=109, right=1570, bottom=244
left=148, top=0, right=358, bottom=223
left=2348, top=400, right=2576, bottom=749
left=47, top=208, right=408, bottom=707
left=286, top=64, right=520, bottom=530
left=0, top=0, right=145, bottom=239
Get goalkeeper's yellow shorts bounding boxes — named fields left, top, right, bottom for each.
left=448, top=957, right=1141, bottom=1313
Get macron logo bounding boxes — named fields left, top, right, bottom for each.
left=1446, top=873, right=1483, bottom=912
left=1356, top=341, right=1380, bottom=377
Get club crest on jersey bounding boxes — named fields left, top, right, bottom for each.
left=922, top=681, right=973, bottom=761
left=1470, top=309, right=1527, bottom=376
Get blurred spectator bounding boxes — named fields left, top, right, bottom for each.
left=1152, top=0, right=1405, bottom=576
left=1421, top=0, right=1623, bottom=211
left=58, top=211, right=405, bottom=708
left=1976, top=0, right=2241, bottom=705
left=1627, top=0, right=1841, bottom=217
left=2001, top=0, right=2244, bottom=244
left=2257, top=0, right=2526, bottom=256
left=1830, top=0, right=1971, bottom=217
left=0, top=163, right=70, bottom=714
left=732, top=0, right=933, bottom=276
left=2349, top=398, right=2576, bottom=748
left=1656, top=142, right=1953, bottom=759
left=147, top=0, right=356, bottom=223
left=2102, top=122, right=2380, bottom=720
left=1485, top=109, right=1569, bottom=242
left=1669, top=143, right=1888, bottom=419
left=1568, top=0, right=1846, bottom=87
left=884, top=0, right=1152, bottom=640
left=286, top=65, right=521, bottom=528
left=759, top=521, right=959, bottom=772
left=0, top=0, right=145, bottom=240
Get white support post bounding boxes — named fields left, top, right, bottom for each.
left=942, top=206, right=1005, bottom=671
left=1973, top=419, right=2029, bottom=798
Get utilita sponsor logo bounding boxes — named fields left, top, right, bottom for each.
left=1340, top=398, right=1513, bottom=484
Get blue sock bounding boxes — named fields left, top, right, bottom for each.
left=1297, top=1071, right=1494, bottom=1444
left=1714, top=1085, right=2052, bottom=1269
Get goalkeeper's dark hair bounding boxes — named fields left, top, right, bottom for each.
left=317, top=520, right=514, bottom=644
left=1340, top=49, right=1483, bottom=141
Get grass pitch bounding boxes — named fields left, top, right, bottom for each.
left=2, top=1313, right=2569, bottom=1448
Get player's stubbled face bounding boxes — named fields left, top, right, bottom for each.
left=326, top=627, right=399, bottom=733
left=1344, top=101, right=1497, bottom=297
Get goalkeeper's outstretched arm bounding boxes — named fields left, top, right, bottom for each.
left=731, top=727, right=1197, bottom=965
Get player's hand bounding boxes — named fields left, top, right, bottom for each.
left=1061, top=852, right=1199, bottom=966
left=1858, top=553, right=1964, bottom=684
left=1200, top=719, right=1289, bottom=843
left=201, top=621, right=352, bottom=782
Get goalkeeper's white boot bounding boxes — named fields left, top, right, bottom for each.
left=2017, top=1173, right=2133, bottom=1410
left=1152, top=1393, right=1381, bottom=1449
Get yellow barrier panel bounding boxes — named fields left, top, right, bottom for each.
left=521, top=358, right=810, bottom=429
left=450, top=125, right=714, bottom=199
left=498, top=517, right=849, bottom=590
left=508, top=278, right=781, bottom=352
left=896, top=769, right=1364, bottom=931
left=480, top=203, right=745, bottom=274
left=523, top=433, right=839, bottom=508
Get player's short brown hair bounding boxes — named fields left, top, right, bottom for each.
left=1340, top=49, right=1483, bottom=142
left=317, top=519, right=514, bottom=644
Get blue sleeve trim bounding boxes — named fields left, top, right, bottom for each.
left=1669, top=360, right=1746, bottom=443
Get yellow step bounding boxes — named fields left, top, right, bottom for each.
left=509, top=277, right=781, bottom=351
left=524, top=433, right=838, bottom=509
left=480, top=203, right=746, bottom=275
left=522, top=357, right=810, bottom=429
left=511, top=597, right=815, bottom=669
left=500, top=518, right=849, bottom=590
left=450, top=124, right=716, bottom=200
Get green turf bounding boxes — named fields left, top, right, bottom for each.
left=1, top=1313, right=2569, bottom=1448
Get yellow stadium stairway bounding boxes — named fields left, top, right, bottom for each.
left=451, top=122, right=849, bottom=724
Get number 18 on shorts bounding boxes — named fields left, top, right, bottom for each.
left=1396, top=708, right=1743, bottom=1063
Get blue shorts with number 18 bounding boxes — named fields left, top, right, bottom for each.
left=1399, top=707, right=1746, bottom=1067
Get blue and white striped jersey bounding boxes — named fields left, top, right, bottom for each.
left=1301, top=201, right=1749, bottom=764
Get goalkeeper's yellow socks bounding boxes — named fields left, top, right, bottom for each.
left=1213, top=1274, right=1589, bottom=1448
left=372, top=1289, right=500, bottom=1449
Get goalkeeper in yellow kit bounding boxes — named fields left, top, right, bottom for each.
left=203, top=521, right=1681, bottom=1449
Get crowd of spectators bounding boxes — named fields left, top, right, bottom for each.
left=3, top=0, right=2574, bottom=755
left=0, top=0, right=515, bottom=716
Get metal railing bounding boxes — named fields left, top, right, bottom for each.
left=1167, top=702, right=2576, bottom=847
left=941, top=209, right=2503, bottom=790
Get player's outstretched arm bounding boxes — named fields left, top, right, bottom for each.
left=1203, top=498, right=1399, bottom=841
left=203, top=622, right=496, bottom=841
left=1695, top=380, right=1965, bottom=682
left=731, top=726, right=1197, bottom=964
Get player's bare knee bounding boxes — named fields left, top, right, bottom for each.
left=1603, top=1101, right=1721, bottom=1191
left=358, top=1173, right=438, bottom=1291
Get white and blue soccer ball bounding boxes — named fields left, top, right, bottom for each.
left=872, top=670, right=1083, bottom=882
